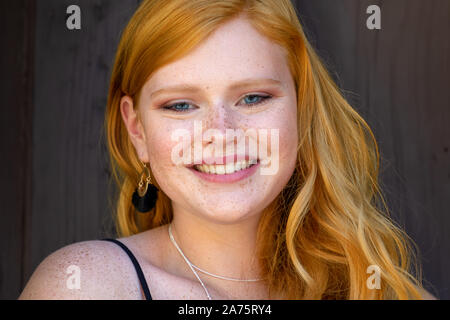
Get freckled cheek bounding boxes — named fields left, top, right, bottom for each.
left=146, top=121, right=194, bottom=169
left=280, top=117, right=298, bottom=157
left=147, top=137, right=174, bottom=165
left=259, top=112, right=298, bottom=159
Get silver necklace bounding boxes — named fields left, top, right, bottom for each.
left=168, top=223, right=264, bottom=300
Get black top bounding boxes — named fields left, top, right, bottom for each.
left=102, top=238, right=153, bottom=300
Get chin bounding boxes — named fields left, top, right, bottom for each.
left=198, top=205, right=261, bottom=225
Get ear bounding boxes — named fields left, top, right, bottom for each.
left=120, top=95, right=149, bottom=163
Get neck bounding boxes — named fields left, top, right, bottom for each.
left=168, top=205, right=264, bottom=282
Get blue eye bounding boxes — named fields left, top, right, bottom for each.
left=161, top=94, right=272, bottom=113
left=241, top=94, right=272, bottom=107
left=162, top=102, right=194, bottom=113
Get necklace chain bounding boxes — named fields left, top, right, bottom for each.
left=168, top=223, right=264, bottom=300
left=168, top=224, right=212, bottom=299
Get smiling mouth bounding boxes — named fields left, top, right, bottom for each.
left=192, top=159, right=259, bottom=175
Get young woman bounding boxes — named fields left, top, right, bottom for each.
left=19, top=0, right=434, bottom=300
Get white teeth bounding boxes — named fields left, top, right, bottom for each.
left=225, top=163, right=234, bottom=174
left=193, top=159, right=257, bottom=175
left=216, top=165, right=225, bottom=175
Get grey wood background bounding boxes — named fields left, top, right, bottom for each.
left=1, top=0, right=448, bottom=299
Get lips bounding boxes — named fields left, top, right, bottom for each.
left=187, top=154, right=257, bottom=167
left=189, top=161, right=260, bottom=183
left=194, top=158, right=258, bottom=174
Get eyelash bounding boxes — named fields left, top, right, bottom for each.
left=161, top=94, right=273, bottom=113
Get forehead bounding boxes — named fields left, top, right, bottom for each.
left=144, top=16, right=290, bottom=91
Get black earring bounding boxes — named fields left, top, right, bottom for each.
left=132, top=162, right=159, bottom=213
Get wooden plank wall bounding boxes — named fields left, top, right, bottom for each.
left=1, top=0, right=142, bottom=300
left=0, top=0, right=35, bottom=301
left=28, top=0, right=142, bottom=286
left=1, top=0, right=448, bottom=299
left=294, top=0, right=450, bottom=298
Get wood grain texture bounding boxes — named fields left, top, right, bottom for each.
left=26, top=0, right=141, bottom=295
left=0, top=0, right=35, bottom=300
left=295, top=0, right=450, bottom=298
left=1, top=0, right=448, bottom=299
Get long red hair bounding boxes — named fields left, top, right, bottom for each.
left=105, top=0, right=424, bottom=299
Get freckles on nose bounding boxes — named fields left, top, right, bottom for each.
left=205, top=105, right=238, bottom=132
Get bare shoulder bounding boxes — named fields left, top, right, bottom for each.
left=18, top=239, right=145, bottom=300
left=18, top=225, right=202, bottom=300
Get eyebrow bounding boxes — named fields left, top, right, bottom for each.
left=150, top=78, right=283, bottom=99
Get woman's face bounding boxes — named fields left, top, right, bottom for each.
left=122, top=16, right=298, bottom=223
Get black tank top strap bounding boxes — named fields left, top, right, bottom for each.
left=101, top=238, right=153, bottom=300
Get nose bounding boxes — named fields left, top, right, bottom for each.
left=204, top=103, right=240, bottom=138
left=201, top=103, right=243, bottom=152
left=205, top=103, right=236, bottom=133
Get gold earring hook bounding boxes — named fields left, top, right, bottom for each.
left=137, top=161, right=152, bottom=197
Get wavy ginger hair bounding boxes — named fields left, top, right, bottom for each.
left=105, top=0, right=424, bottom=299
